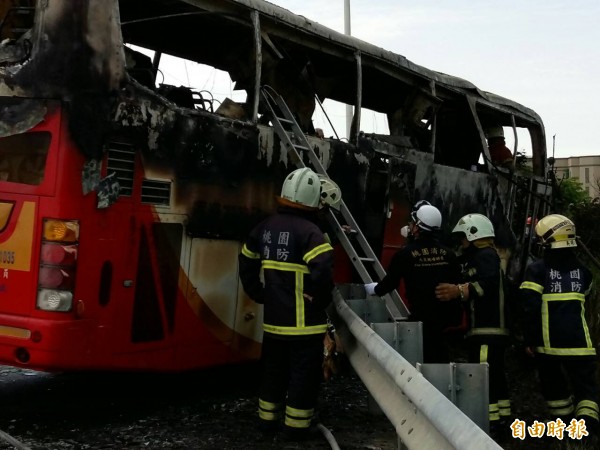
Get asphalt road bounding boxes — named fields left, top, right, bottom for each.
left=0, top=364, right=397, bottom=449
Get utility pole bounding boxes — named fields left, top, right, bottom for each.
left=344, top=0, right=352, bottom=139
left=548, top=134, right=556, bottom=171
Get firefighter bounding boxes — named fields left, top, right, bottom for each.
left=238, top=167, right=335, bottom=441
left=435, top=213, right=512, bottom=434
left=400, top=200, right=431, bottom=241
left=520, top=214, right=599, bottom=434
left=365, top=202, right=462, bottom=363
left=485, top=126, right=513, bottom=168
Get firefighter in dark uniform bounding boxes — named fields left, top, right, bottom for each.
left=520, top=214, right=599, bottom=433
left=365, top=202, right=462, bottom=363
left=435, top=213, right=511, bottom=433
left=239, top=167, right=335, bottom=440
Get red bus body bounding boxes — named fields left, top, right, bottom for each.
left=0, top=0, right=548, bottom=373
left=0, top=104, right=264, bottom=371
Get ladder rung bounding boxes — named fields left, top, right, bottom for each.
left=260, top=88, right=412, bottom=315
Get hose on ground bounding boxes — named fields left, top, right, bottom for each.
left=0, top=429, right=31, bottom=450
left=316, top=423, right=341, bottom=450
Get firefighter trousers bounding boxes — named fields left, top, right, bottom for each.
left=468, top=339, right=511, bottom=422
left=535, top=354, right=600, bottom=427
left=257, top=333, right=324, bottom=432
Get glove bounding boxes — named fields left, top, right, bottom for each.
left=400, top=225, right=410, bottom=238
left=364, top=282, right=378, bottom=296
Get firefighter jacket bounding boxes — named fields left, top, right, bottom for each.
left=459, top=245, right=509, bottom=338
left=374, top=234, right=462, bottom=330
left=239, top=208, right=334, bottom=338
left=488, top=141, right=513, bottom=166
left=520, top=250, right=595, bottom=357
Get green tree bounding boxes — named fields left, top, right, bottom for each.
left=553, top=176, right=590, bottom=215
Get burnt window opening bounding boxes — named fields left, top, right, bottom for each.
left=0, top=1, right=35, bottom=42
left=0, top=131, right=51, bottom=186
left=124, top=45, right=155, bottom=89
left=433, top=102, right=483, bottom=171
left=123, top=43, right=248, bottom=119
left=477, top=104, right=536, bottom=172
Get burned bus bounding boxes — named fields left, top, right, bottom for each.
left=0, top=0, right=549, bottom=371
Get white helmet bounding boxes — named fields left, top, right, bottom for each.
left=452, top=213, right=495, bottom=241
left=280, top=168, right=321, bottom=208
left=535, top=214, right=577, bottom=249
left=411, top=204, right=442, bottom=231
left=485, top=126, right=504, bottom=139
left=412, top=199, right=431, bottom=212
left=318, top=175, right=342, bottom=210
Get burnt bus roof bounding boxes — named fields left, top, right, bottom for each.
left=119, top=0, right=544, bottom=128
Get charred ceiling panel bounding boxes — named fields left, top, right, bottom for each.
left=119, top=0, right=255, bottom=76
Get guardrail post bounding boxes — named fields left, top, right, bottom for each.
left=416, top=362, right=490, bottom=433
left=345, top=295, right=424, bottom=415
left=331, top=290, right=503, bottom=449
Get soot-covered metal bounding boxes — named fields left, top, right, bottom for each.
left=0, top=0, right=550, bottom=275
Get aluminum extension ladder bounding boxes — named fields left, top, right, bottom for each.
left=260, top=86, right=409, bottom=320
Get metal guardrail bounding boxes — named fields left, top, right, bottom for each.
left=331, top=289, right=503, bottom=450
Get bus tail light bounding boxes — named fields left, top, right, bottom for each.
left=43, top=220, right=79, bottom=243
left=40, top=243, right=77, bottom=265
left=38, top=266, right=75, bottom=290
left=38, top=219, right=79, bottom=312
left=37, top=289, right=73, bottom=312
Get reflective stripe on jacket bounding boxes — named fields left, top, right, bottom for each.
left=460, top=246, right=509, bottom=337
left=520, top=252, right=595, bottom=356
left=239, top=210, right=334, bottom=337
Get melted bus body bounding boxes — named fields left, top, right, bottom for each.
left=0, top=0, right=548, bottom=372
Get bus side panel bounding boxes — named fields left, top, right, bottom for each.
left=172, top=238, right=244, bottom=370
left=0, top=198, right=39, bottom=317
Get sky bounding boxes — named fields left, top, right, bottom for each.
left=154, top=0, right=600, bottom=158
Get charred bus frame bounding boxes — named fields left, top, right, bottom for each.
left=0, top=0, right=551, bottom=371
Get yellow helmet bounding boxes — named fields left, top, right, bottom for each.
left=535, top=214, right=577, bottom=249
